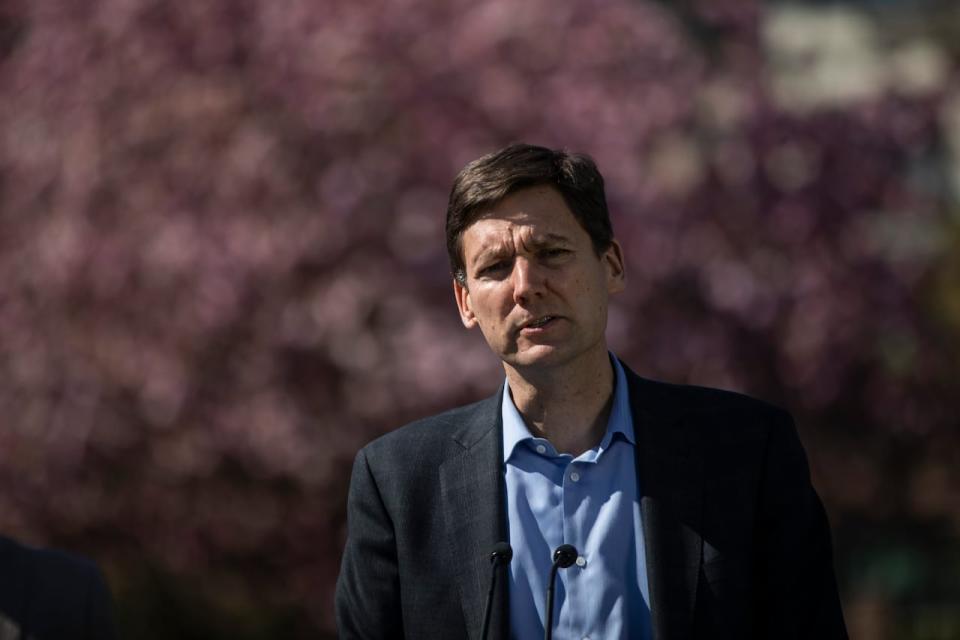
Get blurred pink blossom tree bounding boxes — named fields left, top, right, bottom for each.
left=0, top=0, right=957, bottom=637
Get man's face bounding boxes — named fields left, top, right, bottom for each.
left=453, top=185, right=625, bottom=372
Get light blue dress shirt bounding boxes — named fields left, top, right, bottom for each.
left=502, top=355, right=652, bottom=640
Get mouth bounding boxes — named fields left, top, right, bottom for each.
left=520, top=315, right=560, bottom=332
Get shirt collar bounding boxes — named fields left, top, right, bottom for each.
left=501, top=353, right=636, bottom=463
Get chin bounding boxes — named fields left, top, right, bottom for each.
left=503, top=344, right=571, bottom=369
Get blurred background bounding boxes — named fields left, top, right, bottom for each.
left=0, top=0, right=958, bottom=637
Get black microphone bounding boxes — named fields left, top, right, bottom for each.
left=480, top=542, right=513, bottom=640
left=544, top=544, right=578, bottom=640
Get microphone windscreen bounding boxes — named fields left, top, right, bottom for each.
left=552, top=544, right=578, bottom=568
left=490, top=542, right=513, bottom=565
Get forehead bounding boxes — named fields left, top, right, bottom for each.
left=461, top=186, right=585, bottom=254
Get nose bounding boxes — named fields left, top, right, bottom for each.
left=511, top=257, right=545, bottom=305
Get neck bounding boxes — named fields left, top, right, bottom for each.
left=504, top=347, right=615, bottom=456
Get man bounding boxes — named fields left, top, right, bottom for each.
left=336, top=144, right=847, bottom=639
left=0, top=534, right=117, bottom=640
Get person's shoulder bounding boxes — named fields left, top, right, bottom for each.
left=0, top=534, right=105, bottom=586
left=626, top=373, right=804, bottom=468
left=0, top=535, right=116, bottom=638
left=638, top=375, right=786, bottom=416
left=32, top=546, right=104, bottom=582
left=623, top=366, right=793, bottom=439
left=361, top=390, right=501, bottom=459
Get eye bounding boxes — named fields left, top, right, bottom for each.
left=478, top=260, right=510, bottom=278
left=541, top=247, right=570, bottom=260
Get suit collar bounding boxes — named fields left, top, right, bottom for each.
left=445, top=385, right=503, bottom=450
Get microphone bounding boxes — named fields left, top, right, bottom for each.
left=480, top=542, right=513, bottom=640
left=544, top=544, right=578, bottom=640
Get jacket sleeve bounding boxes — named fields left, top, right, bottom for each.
left=336, top=447, right=404, bottom=639
left=755, top=411, right=848, bottom=639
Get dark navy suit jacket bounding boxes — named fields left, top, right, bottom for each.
left=336, top=364, right=848, bottom=639
left=0, top=536, right=116, bottom=640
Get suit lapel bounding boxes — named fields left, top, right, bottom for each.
left=439, top=391, right=509, bottom=640
left=626, top=368, right=704, bottom=640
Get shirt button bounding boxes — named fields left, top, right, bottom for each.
left=570, top=471, right=580, bottom=482
left=576, top=556, right=587, bottom=567
left=535, top=444, right=547, bottom=454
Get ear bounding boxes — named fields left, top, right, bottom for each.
left=603, top=239, right=626, bottom=294
left=453, top=278, right=479, bottom=329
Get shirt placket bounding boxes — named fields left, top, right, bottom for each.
left=561, top=458, right=585, bottom=640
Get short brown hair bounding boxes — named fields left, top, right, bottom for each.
left=445, top=143, right=614, bottom=284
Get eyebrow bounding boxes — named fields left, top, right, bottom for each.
left=530, top=233, right=572, bottom=248
left=470, top=233, right=573, bottom=267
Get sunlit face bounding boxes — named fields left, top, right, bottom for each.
left=453, top=185, right=625, bottom=372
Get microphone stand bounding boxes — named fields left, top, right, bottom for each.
left=481, top=542, right=513, bottom=640
left=545, top=544, right=578, bottom=640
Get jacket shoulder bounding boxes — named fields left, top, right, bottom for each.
left=0, top=535, right=101, bottom=582
left=642, top=376, right=785, bottom=414
left=625, top=368, right=794, bottom=439
left=361, top=391, right=501, bottom=460
left=0, top=535, right=116, bottom=638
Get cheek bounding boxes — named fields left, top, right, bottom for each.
left=568, top=276, right=593, bottom=296
left=469, top=289, right=507, bottom=322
